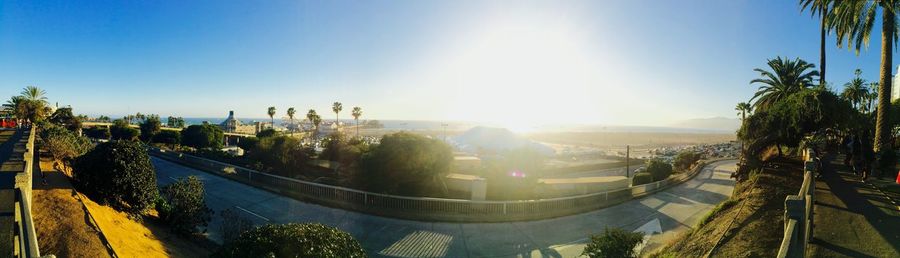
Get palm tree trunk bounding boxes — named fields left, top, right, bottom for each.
left=875, top=10, right=894, bottom=153
left=355, top=118, right=359, bottom=137
left=819, top=7, right=827, bottom=86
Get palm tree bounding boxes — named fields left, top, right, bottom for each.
left=841, top=69, right=869, bottom=111
left=332, top=102, right=342, bottom=129
left=20, top=85, right=47, bottom=104
left=866, top=82, right=879, bottom=113
left=3, top=96, right=26, bottom=123
left=735, top=102, right=752, bottom=121
left=287, top=107, right=296, bottom=136
left=351, top=106, right=362, bottom=137
left=267, top=106, right=276, bottom=129
left=829, top=0, right=897, bottom=151
left=750, top=57, right=819, bottom=111
left=306, top=109, right=319, bottom=137
left=801, top=0, right=834, bottom=86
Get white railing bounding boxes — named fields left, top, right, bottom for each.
left=12, top=127, right=42, bottom=258
left=149, top=147, right=723, bottom=222
left=777, top=148, right=816, bottom=258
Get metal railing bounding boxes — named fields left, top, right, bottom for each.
left=149, top=147, right=725, bottom=222
left=777, top=148, right=816, bottom=258
left=12, top=127, right=42, bottom=258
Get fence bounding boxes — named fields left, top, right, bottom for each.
left=11, top=127, right=42, bottom=257
left=149, top=147, right=726, bottom=222
left=777, top=148, right=816, bottom=258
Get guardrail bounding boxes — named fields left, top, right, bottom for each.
left=12, top=127, right=42, bottom=258
left=777, top=148, right=816, bottom=258
left=149, top=147, right=729, bottom=222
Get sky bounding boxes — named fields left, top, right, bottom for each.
left=0, top=0, right=897, bottom=128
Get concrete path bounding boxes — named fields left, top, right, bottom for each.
left=808, top=154, right=900, bottom=257
left=152, top=157, right=737, bottom=257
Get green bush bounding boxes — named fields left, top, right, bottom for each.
left=215, top=223, right=366, bottom=258
left=83, top=126, right=110, bottom=140
left=582, top=227, right=644, bottom=258
left=181, top=124, right=224, bottom=149
left=236, top=137, right=259, bottom=153
left=48, top=107, right=83, bottom=132
left=631, top=172, right=653, bottom=185
left=320, top=132, right=368, bottom=166
left=247, top=136, right=314, bottom=175
left=139, top=115, right=162, bottom=142
left=110, top=119, right=140, bottom=141
left=41, top=124, right=92, bottom=171
left=359, top=132, right=453, bottom=196
left=156, top=176, right=212, bottom=235
left=72, top=140, right=159, bottom=215
left=255, top=128, right=280, bottom=138
left=153, top=130, right=181, bottom=146
left=645, top=159, right=673, bottom=181
left=672, top=150, right=702, bottom=172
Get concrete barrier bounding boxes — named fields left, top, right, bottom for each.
left=149, top=147, right=730, bottom=222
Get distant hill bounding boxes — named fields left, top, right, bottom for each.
left=669, top=117, right=740, bottom=133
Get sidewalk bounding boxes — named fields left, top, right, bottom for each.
left=808, top=154, right=900, bottom=257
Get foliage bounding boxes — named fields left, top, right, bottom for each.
left=320, top=132, right=368, bottom=166
left=219, top=208, right=255, bottom=244
left=40, top=124, right=91, bottom=171
left=582, top=227, right=644, bottom=258
left=153, top=130, right=181, bottom=146
left=632, top=172, right=653, bottom=186
left=362, top=119, right=384, bottom=129
left=72, top=140, right=159, bottom=215
left=672, top=150, right=702, bottom=172
left=166, top=116, right=185, bottom=128
left=4, top=86, right=50, bottom=123
left=359, top=132, right=452, bottom=196
left=156, top=176, right=212, bottom=235
left=83, top=126, right=110, bottom=140
left=248, top=136, right=314, bottom=175
left=181, top=124, right=224, bottom=149
left=256, top=128, right=279, bottom=138
left=236, top=137, right=259, bottom=153
left=645, top=159, right=673, bottom=181
left=750, top=57, right=818, bottom=111
left=215, top=223, right=366, bottom=258
left=139, top=115, right=162, bottom=142
left=110, top=119, right=140, bottom=141
left=48, top=107, right=82, bottom=132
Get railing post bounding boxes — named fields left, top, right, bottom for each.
left=785, top=195, right=806, bottom=257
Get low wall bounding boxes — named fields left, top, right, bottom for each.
left=149, top=147, right=730, bottom=222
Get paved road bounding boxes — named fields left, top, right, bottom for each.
left=152, top=157, right=737, bottom=257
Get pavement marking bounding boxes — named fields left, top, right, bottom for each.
left=235, top=205, right=271, bottom=222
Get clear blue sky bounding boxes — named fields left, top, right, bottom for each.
left=0, top=0, right=895, bottom=127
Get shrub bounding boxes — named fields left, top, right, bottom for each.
left=153, top=130, right=181, bottom=147
left=48, top=107, right=82, bottom=132
left=219, top=208, right=255, bottom=244
left=83, top=126, right=110, bottom=140
left=256, top=128, right=280, bottom=138
left=236, top=137, right=259, bottom=153
left=672, top=150, right=702, bottom=172
left=645, top=159, right=673, bottom=181
left=72, top=140, right=159, bottom=215
left=181, top=124, right=224, bottom=149
left=582, top=227, right=644, bottom=258
left=359, top=132, right=453, bottom=196
left=110, top=119, right=140, bottom=141
left=41, top=124, right=92, bottom=172
left=631, top=172, right=653, bottom=186
left=320, top=132, right=367, bottom=166
left=251, top=136, right=314, bottom=175
left=139, top=115, right=162, bottom=142
left=156, top=176, right=212, bottom=235
left=215, top=223, right=366, bottom=258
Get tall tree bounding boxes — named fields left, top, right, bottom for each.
left=332, top=102, right=343, bottom=129
left=267, top=106, right=276, bottom=129
left=829, top=0, right=897, bottom=152
left=750, top=57, right=819, bottom=111
left=841, top=69, right=869, bottom=111
left=351, top=106, right=362, bottom=137
left=306, top=109, right=320, bottom=138
left=287, top=107, right=296, bottom=136
left=801, top=0, right=833, bottom=86
left=735, top=102, right=752, bottom=121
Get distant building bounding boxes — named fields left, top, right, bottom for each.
left=219, top=111, right=258, bottom=135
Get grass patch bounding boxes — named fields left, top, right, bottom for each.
left=696, top=199, right=738, bottom=228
